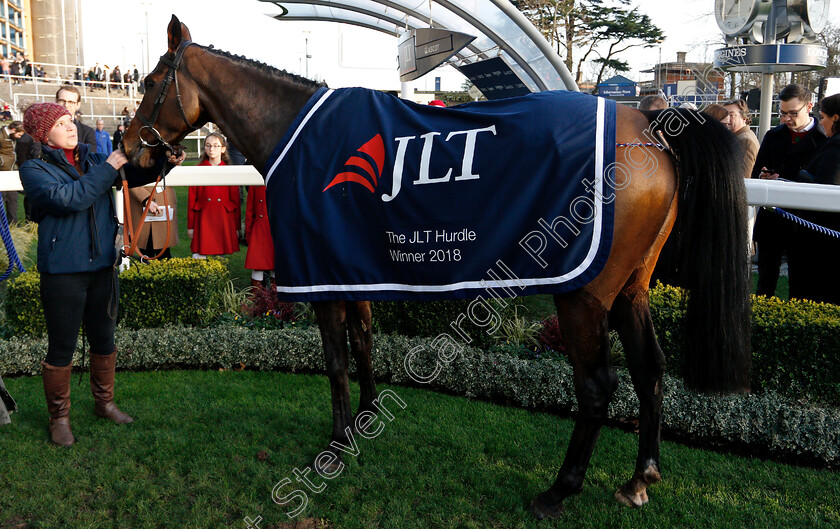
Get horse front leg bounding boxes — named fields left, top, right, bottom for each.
left=346, top=301, right=377, bottom=417
left=530, top=291, right=617, bottom=520
left=312, top=301, right=353, bottom=471
left=610, top=283, right=665, bottom=507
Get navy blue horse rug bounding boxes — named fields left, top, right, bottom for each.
left=264, top=87, right=617, bottom=301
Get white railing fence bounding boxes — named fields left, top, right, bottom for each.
left=0, top=167, right=836, bottom=212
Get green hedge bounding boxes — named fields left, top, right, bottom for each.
left=118, top=258, right=228, bottom=329
left=650, top=284, right=840, bottom=407
left=4, top=271, right=45, bottom=337
left=0, top=324, right=837, bottom=466
left=4, top=258, right=229, bottom=336
left=376, top=285, right=840, bottom=408
left=374, top=298, right=515, bottom=349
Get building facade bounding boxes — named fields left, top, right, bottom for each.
left=640, top=51, right=726, bottom=100
left=0, top=0, right=27, bottom=59
left=0, top=0, right=83, bottom=77
left=29, top=0, right=83, bottom=77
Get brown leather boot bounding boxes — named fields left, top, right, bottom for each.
left=90, top=351, right=134, bottom=424
left=41, top=361, right=75, bottom=447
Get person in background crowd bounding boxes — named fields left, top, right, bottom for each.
left=128, top=183, right=179, bottom=260
left=638, top=94, right=669, bottom=111
left=15, top=131, right=41, bottom=222
left=94, top=119, right=113, bottom=156
left=112, top=123, right=125, bottom=151
left=724, top=99, right=760, bottom=173
left=55, top=85, right=97, bottom=153
left=724, top=98, right=761, bottom=251
left=245, top=183, right=275, bottom=294
left=752, top=84, right=827, bottom=298
left=428, top=99, right=446, bottom=108
left=188, top=133, right=240, bottom=258
left=112, top=66, right=122, bottom=88
left=21, top=54, right=30, bottom=80
left=785, top=93, right=840, bottom=304
left=122, top=108, right=135, bottom=128
left=132, top=65, right=140, bottom=86
left=10, top=54, right=20, bottom=85
left=123, top=70, right=132, bottom=95
left=701, top=103, right=731, bottom=127
left=0, top=121, right=24, bottom=223
left=0, top=55, right=9, bottom=80
left=18, top=102, right=185, bottom=447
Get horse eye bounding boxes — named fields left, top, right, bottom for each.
left=144, top=79, right=155, bottom=89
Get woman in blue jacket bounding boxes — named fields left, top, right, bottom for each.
left=19, top=102, right=182, bottom=447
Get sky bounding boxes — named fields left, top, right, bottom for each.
left=79, top=0, right=840, bottom=90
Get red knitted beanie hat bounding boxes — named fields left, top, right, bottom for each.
left=23, top=102, right=71, bottom=144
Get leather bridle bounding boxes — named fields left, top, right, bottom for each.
left=135, top=39, right=199, bottom=151
left=121, top=40, right=200, bottom=263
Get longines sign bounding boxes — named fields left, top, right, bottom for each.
left=714, top=43, right=828, bottom=73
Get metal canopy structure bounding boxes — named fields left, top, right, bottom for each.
left=258, top=0, right=577, bottom=93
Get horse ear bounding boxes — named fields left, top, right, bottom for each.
left=180, top=22, right=192, bottom=42
left=167, top=15, right=183, bottom=54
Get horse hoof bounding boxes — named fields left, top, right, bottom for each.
left=614, top=487, right=648, bottom=508
left=529, top=495, right=563, bottom=520
left=311, top=451, right=343, bottom=475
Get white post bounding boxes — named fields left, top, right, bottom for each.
left=758, top=0, right=783, bottom=141
left=759, top=72, right=774, bottom=141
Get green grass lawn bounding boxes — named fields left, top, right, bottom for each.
left=0, top=370, right=837, bottom=528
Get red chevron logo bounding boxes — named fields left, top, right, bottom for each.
left=323, top=134, right=385, bottom=193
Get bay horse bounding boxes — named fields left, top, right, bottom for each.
left=122, top=16, right=751, bottom=518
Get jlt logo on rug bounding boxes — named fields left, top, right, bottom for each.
left=323, top=125, right=498, bottom=202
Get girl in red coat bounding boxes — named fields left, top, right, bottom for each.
left=188, top=133, right=240, bottom=258
left=245, top=185, right=275, bottom=289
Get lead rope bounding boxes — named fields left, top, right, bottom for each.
left=769, top=207, right=840, bottom=239
left=119, top=166, right=173, bottom=262
left=0, top=195, right=24, bottom=281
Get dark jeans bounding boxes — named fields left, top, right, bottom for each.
left=754, top=208, right=791, bottom=297
left=40, top=268, right=117, bottom=367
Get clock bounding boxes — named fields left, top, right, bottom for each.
left=715, top=0, right=761, bottom=37
left=803, top=0, right=829, bottom=34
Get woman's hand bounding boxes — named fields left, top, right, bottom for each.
left=187, top=229, right=194, bottom=239
left=106, top=149, right=129, bottom=171
left=166, top=145, right=187, bottom=165
left=759, top=167, right=779, bottom=180
left=148, top=200, right=160, bottom=215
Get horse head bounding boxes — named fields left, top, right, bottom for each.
left=123, top=15, right=204, bottom=168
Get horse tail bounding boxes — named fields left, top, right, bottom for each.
left=645, top=108, right=751, bottom=394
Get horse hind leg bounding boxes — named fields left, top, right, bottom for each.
left=530, top=289, right=617, bottom=519
left=346, top=301, right=377, bottom=417
left=610, top=269, right=666, bottom=508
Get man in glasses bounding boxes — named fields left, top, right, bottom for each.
left=55, top=85, right=97, bottom=153
left=752, top=84, right=827, bottom=298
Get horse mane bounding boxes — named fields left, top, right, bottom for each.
left=194, top=43, right=327, bottom=89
